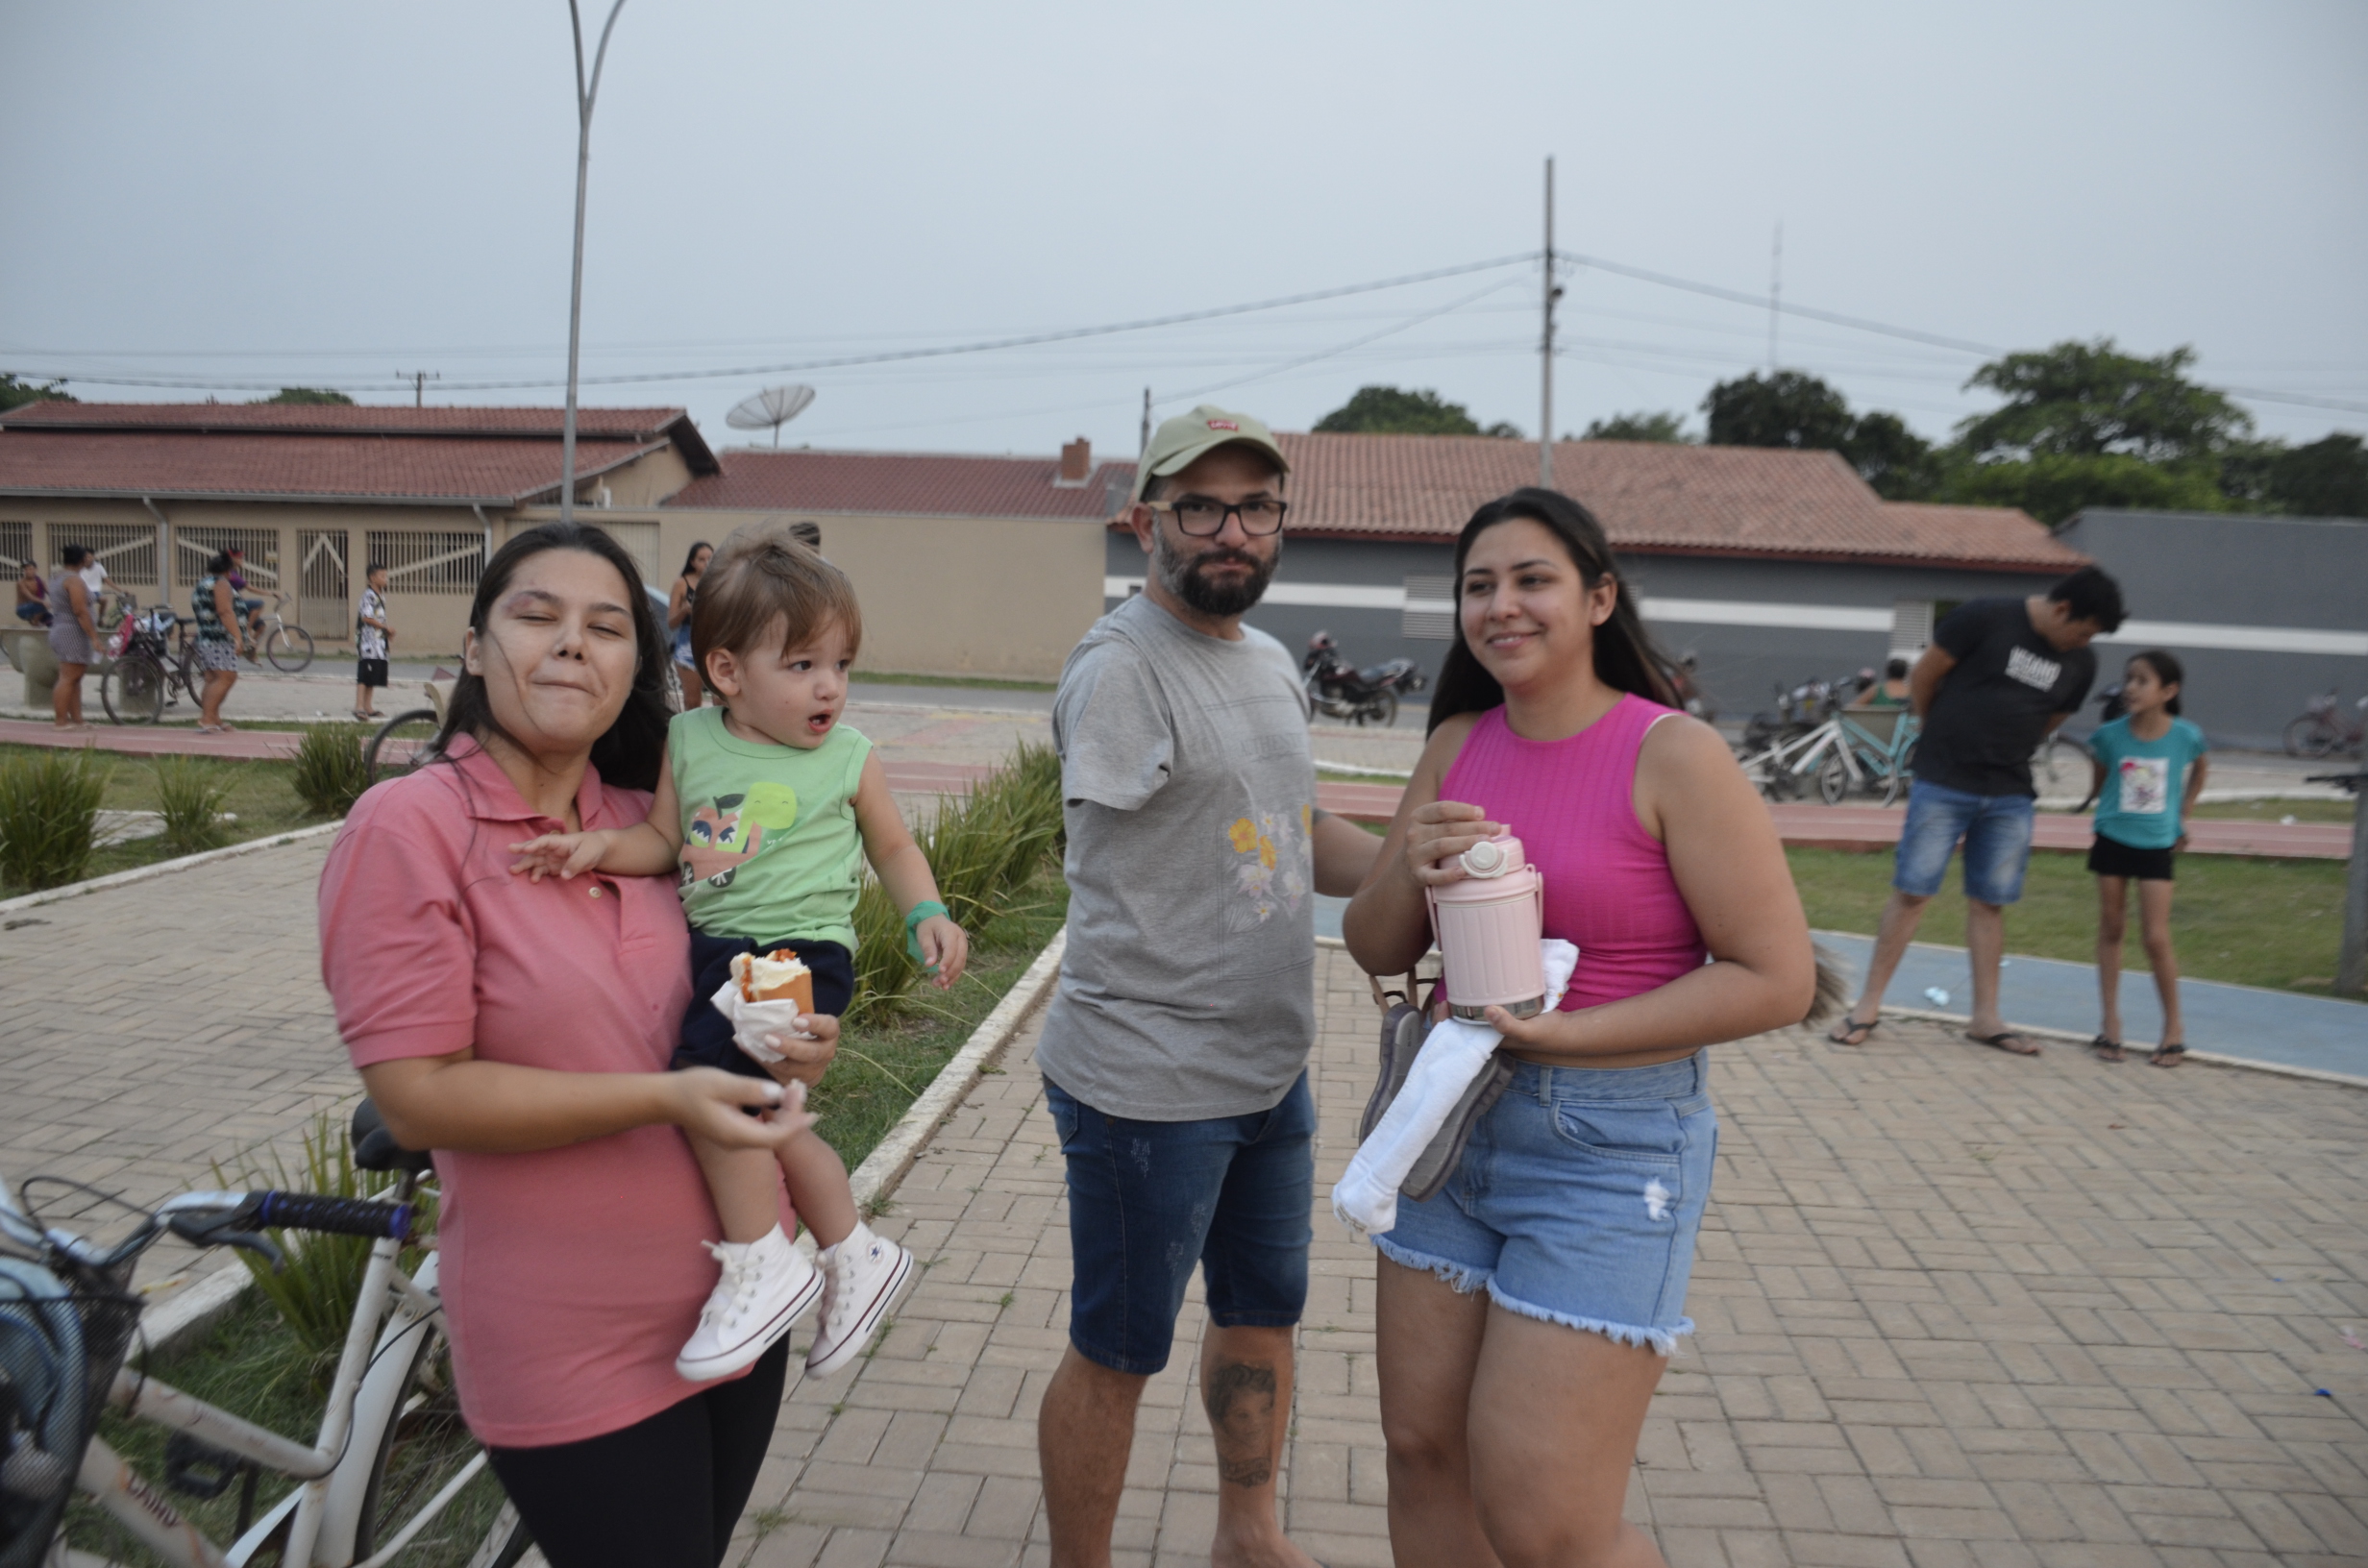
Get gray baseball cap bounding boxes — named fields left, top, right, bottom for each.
left=1130, top=404, right=1289, bottom=504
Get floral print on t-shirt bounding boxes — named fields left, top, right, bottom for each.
left=1226, top=804, right=1310, bottom=926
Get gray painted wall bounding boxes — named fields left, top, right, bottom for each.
left=2055, top=510, right=2368, bottom=749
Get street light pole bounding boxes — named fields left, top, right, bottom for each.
left=560, top=0, right=629, bottom=527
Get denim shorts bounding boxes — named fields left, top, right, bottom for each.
left=1043, top=1072, right=1315, bottom=1377
left=1894, top=778, right=2035, bottom=905
left=1372, top=1052, right=1714, bottom=1355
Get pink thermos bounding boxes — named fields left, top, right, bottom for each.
left=1426, top=834, right=1547, bottom=1020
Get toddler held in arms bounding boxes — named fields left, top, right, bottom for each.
left=510, top=525, right=967, bottom=1382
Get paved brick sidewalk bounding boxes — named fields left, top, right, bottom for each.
left=741, top=948, right=2368, bottom=1568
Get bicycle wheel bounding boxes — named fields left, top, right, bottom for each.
left=355, top=1325, right=531, bottom=1568
left=366, top=709, right=442, bottom=785
left=2284, top=715, right=2338, bottom=758
left=1813, top=750, right=1850, bottom=805
left=265, top=624, right=316, bottom=673
left=101, top=651, right=167, bottom=724
left=2031, top=735, right=2088, bottom=800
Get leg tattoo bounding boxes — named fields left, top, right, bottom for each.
left=1205, top=1360, right=1278, bottom=1488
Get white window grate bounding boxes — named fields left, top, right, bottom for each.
left=176, top=527, right=280, bottom=587
left=1890, top=599, right=1934, bottom=662
left=1402, top=575, right=1455, bottom=640
left=369, top=530, right=485, bottom=595
left=0, top=523, right=30, bottom=573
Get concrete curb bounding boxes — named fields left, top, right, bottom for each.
left=1870, top=1005, right=2368, bottom=1091
left=849, top=927, right=1067, bottom=1211
left=0, top=821, right=342, bottom=919
left=137, top=1265, right=255, bottom=1356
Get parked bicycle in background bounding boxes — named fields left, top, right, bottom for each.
left=2285, top=689, right=2367, bottom=758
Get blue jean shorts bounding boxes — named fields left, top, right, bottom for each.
left=1372, top=1052, right=1714, bottom=1355
left=1043, top=1072, right=1314, bottom=1377
left=1894, top=779, right=2035, bottom=904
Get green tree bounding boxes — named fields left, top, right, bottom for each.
left=0, top=374, right=74, bottom=412
left=1582, top=410, right=1691, bottom=443
left=1701, top=371, right=1855, bottom=451
left=254, top=386, right=355, bottom=405
left=1955, top=339, right=2250, bottom=463
left=1941, top=452, right=2229, bottom=525
left=2265, top=432, right=2368, bottom=519
left=1314, top=385, right=1514, bottom=436
left=1840, top=410, right=1938, bottom=501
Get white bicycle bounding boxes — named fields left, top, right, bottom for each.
left=0, top=1103, right=529, bottom=1568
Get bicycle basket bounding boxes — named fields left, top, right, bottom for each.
left=0, top=1258, right=141, bottom=1568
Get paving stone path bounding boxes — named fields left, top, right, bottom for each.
left=4, top=843, right=2365, bottom=1566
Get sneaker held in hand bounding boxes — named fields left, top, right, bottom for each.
left=804, top=1223, right=916, bottom=1377
left=676, top=1225, right=823, bottom=1382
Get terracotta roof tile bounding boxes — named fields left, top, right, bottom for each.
left=1266, top=432, right=2084, bottom=571
left=664, top=448, right=1132, bottom=520
left=0, top=429, right=667, bottom=504
left=0, top=402, right=691, bottom=439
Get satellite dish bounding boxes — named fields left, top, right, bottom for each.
left=726, top=384, right=817, bottom=447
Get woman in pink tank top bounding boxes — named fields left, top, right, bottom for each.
left=1344, top=488, right=1819, bottom=1568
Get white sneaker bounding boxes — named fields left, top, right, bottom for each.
left=676, top=1226, right=822, bottom=1382
left=804, top=1223, right=915, bottom=1377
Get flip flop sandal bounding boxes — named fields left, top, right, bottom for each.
left=2150, top=1043, right=2187, bottom=1067
left=1827, top=1016, right=1881, bottom=1047
left=1968, top=1030, right=2042, bottom=1057
left=2089, top=1036, right=2128, bottom=1063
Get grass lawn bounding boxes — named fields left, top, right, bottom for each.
left=0, top=742, right=325, bottom=892
left=1788, top=845, right=2359, bottom=1002
left=853, top=669, right=1056, bottom=693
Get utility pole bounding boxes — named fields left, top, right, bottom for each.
left=560, top=0, right=629, bottom=527
left=1539, top=156, right=1560, bottom=490
left=396, top=371, right=440, bottom=407
left=1140, top=387, right=1152, bottom=457
left=1768, top=221, right=1783, bottom=372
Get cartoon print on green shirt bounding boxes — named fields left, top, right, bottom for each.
left=680, top=780, right=801, bottom=889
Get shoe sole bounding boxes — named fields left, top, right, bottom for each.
left=676, top=1265, right=825, bottom=1382
left=805, top=1245, right=916, bottom=1378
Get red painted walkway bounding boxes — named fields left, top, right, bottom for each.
left=1311, top=777, right=2352, bottom=860
left=4, top=721, right=2347, bottom=860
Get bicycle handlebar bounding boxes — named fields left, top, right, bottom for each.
left=248, top=1191, right=414, bottom=1241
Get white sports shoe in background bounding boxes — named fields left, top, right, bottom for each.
left=677, top=1225, right=822, bottom=1382
left=804, top=1222, right=915, bottom=1377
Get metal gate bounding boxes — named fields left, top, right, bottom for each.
left=299, top=530, right=352, bottom=639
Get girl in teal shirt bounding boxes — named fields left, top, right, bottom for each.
left=2084, top=650, right=2208, bottom=1066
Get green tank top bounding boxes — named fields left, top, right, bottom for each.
left=667, top=706, right=872, bottom=949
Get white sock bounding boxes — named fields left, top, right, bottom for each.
left=817, top=1220, right=872, bottom=1263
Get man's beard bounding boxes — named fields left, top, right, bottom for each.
left=1152, top=527, right=1280, bottom=618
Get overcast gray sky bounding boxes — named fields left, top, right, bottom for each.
left=5, top=1, right=2363, bottom=460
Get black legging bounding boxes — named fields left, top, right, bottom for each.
left=486, top=1341, right=789, bottom=1568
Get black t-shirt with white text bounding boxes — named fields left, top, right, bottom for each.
left=1912, top=597, right=2095, bottom=797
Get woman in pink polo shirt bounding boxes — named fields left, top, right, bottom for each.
left=318, top=522, right=829, bottom=1568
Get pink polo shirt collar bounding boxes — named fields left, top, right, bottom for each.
left=438, top=732, right=615, bottom=830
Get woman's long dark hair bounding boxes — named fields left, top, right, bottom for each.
left=1426, top=488, right=1678, bottom=736
left=678, top=540, right=713, bottom=580
left=434, top=522, right=673, bottom=792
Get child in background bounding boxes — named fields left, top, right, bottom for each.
left=2084, top=649, right=2207, bottom=1067
left=355, top=563, right=391, bottom=722
left=510, top=525, right=966, bottom=1381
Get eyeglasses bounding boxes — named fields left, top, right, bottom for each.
left=1150, top=497, right=1290, bottom=537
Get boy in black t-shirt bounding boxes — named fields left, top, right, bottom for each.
left=1830, top=566, right=2124, bottom=1058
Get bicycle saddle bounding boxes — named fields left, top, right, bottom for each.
left=351, top=1098, right=433, bottom=1175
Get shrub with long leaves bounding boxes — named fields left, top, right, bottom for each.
left=215, top=1113, right=433, bottom=1373
left=291, top=725, right=370, bottom=818
left=150, top=754, right=233, bottom=854
left=0, top=746, right=111, bottom=891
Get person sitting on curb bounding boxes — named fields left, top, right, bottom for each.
left=1829, top=565, right=2125, bottom=1056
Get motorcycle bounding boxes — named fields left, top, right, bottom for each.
left=1302, top=630, right=1426, bottom=727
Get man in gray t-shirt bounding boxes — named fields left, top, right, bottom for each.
left=1035, top=405, right=1379, bottom=1568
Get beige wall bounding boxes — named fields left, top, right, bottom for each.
left=517, top=505, right=1108, bottom=680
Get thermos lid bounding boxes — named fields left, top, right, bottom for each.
left=1459, top=835, right=1520, bottom=879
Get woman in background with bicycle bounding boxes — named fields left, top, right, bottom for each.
left=45, top=544, right=97, bottom=729
left=669, top=539, right=712, bottom=709
left=191, top=551, right=244, bottom=733
left=319, top=522, right=835, bottom=1568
